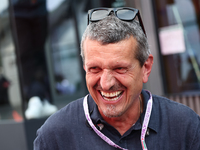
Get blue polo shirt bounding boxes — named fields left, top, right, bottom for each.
left=34, top=90, right=200, bottom=150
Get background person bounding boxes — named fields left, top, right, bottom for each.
left=10, top=0, right=57, bottom=119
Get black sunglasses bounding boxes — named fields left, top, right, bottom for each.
left=87, top=7, right=146, bottom=36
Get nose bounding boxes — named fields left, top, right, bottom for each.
left=100, top=70, right=115, bottom=91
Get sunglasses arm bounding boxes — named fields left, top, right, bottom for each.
left=138, top=11, right=147, bottom=37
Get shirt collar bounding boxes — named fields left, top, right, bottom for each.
left=88, top=90, right=158, bottom=133
left=88, top=95, right=103, bottom=123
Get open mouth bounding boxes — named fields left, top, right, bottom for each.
left=100, top=91, right=123, bottom=101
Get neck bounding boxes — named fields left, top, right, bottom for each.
left=100, top=95, right=143, bottom=136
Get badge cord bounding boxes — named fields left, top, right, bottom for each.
left=83, top=91, right=153, bottom=150
left=83, top=95, right=128, bottom=150
left=140, top=92, right=153, bottom=150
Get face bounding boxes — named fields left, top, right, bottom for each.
left=83, top=36, right=153, bottom=118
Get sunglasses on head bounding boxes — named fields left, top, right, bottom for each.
left=87, top=7, right=146, bottom=36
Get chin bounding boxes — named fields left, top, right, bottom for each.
left=101, top=105, right=125, bottom=118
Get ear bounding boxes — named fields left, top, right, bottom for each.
left=142, top=54, right=153, bottom=83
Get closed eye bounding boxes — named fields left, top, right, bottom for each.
left=114, top=67, right=127, bottom=74
left=89, top=67, right=101, bottom=73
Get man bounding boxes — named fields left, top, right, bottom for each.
left=34, top=7, right=200, bottom=150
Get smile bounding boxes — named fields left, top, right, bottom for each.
left=100, top=91, right=123, bottom=101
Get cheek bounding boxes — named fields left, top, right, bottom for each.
left=117, top=73, right=142, bottom=90
left=116, top=73, right=135, bottom=86
left=86, top=73, right=99, bottom=89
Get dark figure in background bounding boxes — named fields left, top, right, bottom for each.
left=0, top=74, right=10, bottom=105
left=101, top=0, right=115, bottom=7
left=11, top=0, right=57, bottom=119
left=84, top=0, right=115, bottom=12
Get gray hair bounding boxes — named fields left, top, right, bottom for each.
left=80, top=14, right=150, bottom=66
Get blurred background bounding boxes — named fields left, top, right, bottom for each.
left=0, top=0, right=199, bottom=149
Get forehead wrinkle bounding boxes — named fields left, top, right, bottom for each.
left=84, top=36, right=138, bottom=65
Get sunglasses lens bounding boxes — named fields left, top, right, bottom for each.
left=117, top=9, right=137, bottom=20
left=91, top=10, right=109, bottom=21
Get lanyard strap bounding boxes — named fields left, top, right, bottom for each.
left=141, top=91, right=153, bottom=150
left=83, top=95, right=128, bottom=150
left=83, top=90, right=153, bottom=150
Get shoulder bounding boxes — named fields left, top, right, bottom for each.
left=35, top=98, right=85, bottom=136
left=152, top=94, right=200, bottom=136
left=151, top=94, right=200, bottom=149
left=152, top=94, right=199, bottom=119
left=42, top=97, right=85, bottom=130
left=34, top=97, right=87, bottom=149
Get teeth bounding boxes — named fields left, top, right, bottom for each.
left=103, top=96, right=119, bottom=101
left=100, top=91, right=122, bottom=101
left=101, top=91, right=121, bottom=97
